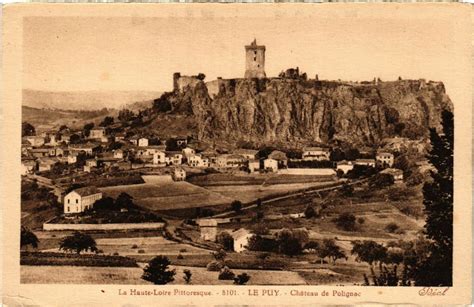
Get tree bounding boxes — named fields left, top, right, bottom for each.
left=75, top=151, right=88, bottom=168
left=93, top=197, right=116, bottom=211
left=304, top=205, right=317, bottom=218
left=142, top=255, right=176, bottom=285
left=233, top=273, right=250, bottom=285
left=83, top=123, right=94, bottom=137
left=415, top=110, right=453, bottom=286
left=59, top=125, right=69, bottom=132
left=351, top=240, right=388, bottom=266
left=69, top=133, right=81, bottom=144
left=344, top=148, right=360, bottom=161
left=212, top=249, right=227, bottom=261
left=333, top=213, right=356, bottom=231
left=22, top=122, right=36, bottom=137
left=115, top=192, right=135, bottom=210
left=247, top=235, right=278, bottom=252
left=21, top=226, right=38, bottom=249
left=183, top=269, right=192, bottom=284
left=340, top=183, right=354, bottom=197
left=317, top=239, right=346, bottom=265
left=217, top=232, right=234, bottom=251
left=369, top=173, right=394, bottom=189
left=276, top=228, right=306, bottom=256
left=231, top=200, right=242, bottom=213
left=59, top=232, right=98, bottom=254
left=385, top=107, right=400, bottom=124
left=330, top=148, right=345, bottom=161
left=99, top=116, right=114, bottom=127
left=118, top=109, right=135, bottom=123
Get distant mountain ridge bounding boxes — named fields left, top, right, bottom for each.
left=22, top=89, right=162, bottom=111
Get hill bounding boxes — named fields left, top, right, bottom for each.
left=143, top=76, right=453, bottom=148
left=22, top=106, right=118, bottom=131
left=22, top=89, right=162, bottom=111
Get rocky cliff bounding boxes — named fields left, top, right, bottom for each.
left=154, top=77, right=453, bottom=147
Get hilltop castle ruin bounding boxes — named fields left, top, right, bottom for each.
left=244, top=39, right=266, bottom=79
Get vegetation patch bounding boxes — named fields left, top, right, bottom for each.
left=20, top=251, right=138, bottom=267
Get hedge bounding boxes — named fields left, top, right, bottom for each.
left=20, top=251, right=138, bottom=267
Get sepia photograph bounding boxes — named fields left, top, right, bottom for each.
left=2, top=3, right=472, bottom=306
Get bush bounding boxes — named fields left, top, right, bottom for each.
left=183, top=269, right=192, bottom=284
left=142, top=255, right=176, bottom=285
left=369, top=173, right=394, bottom=189
left=385, top=223, right=400, bottom=233
left=234, top=273, right=251, bottom=285
left=177, top=254, right=184, bottom=259
left=332, top=213, right=357, bottom=231
left=304, top=205, right=317, bottom=218
left=138, top=249, right=145, bottom=254
left=131, top=244, right=138, bottom=249
left=357, top=217, right=365, bottom=224
left=218, top=266, right=235, bottom=280
left=179, top=248, right=187, bottom=253
left=217, top=232, right=234, bottom=251
left=206, top=261, right=223, bottom=271
left=113, top=252, right=119, bottom=256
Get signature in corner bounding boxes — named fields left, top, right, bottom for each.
left=418, top=287, right=450, bottom=296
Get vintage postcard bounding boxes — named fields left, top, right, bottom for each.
left=1, top=3, right=472, bottom=306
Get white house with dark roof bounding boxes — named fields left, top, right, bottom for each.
left=138, top=137, right=149, bottom=147
left=232, top=228, right=253, bottom=253
left=376, top=152, right=395, bottom=167
left=64, top=186, right=102, bottom=214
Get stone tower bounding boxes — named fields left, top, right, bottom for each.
left=244, top=39, right=266, bottom=79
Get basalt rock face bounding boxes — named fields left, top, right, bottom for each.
left=161, top=78, right=453, bottom=147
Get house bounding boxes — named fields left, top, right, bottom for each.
left=176, top=138, right=188, bottom=147
left=67, top=154, right=78, bottom=164
left=144, top=146, right=167, bottom=156
left=268, top=150, right=288, bottom=167
left=182, top=147, right=196, bottom=158
left=248, top=159, right=260, bottom=173
left=336, top=160, right=354, bottom=174
left=30, top=148, right=50, bottom=158
left=188, top=154, right=209, bottom=168
left=60, top=133, right=71, bottom=144
left=233, top=149, right=258, bottom=160
left=376, top=152, right=395, bottom=167
left=153, top=151, right=166, bottom=165
left=25, top=136, right=45, bottom=147
left=232, top=228, right=253, bottom=253
left=354, top=159, right=376, bottom=167
left=302, top=147, right=330, bottom=161
left=129, top=135, right=140, bottom=146
left=263, top=158, right=278, bottom=172
left=85, top=159, right=97, bottom=167
left=138, top=137, right=149, bottom=147
left=68, top=144, right=96, bottom=155
left=89, top=127, right=106, bottom=139
left=165, top=151, right=183, bottom=165
left=63, top=186, right=102, bottom=214
left=380, top=168, right=404, bottom=182
left=21, top=159, right=36, bottom=175
left=47, top=134, right=59, bottom=146
left=215, top=154, right=246, bottom=169
left=114, top=132, right=126, bottom=142
left=38, top=158, right=58, bottom=172
left=113, top=149, right=124, bottom=159
left=173, top=168, right=186, bottom=181
left=197, top=219, right=218, bottom=241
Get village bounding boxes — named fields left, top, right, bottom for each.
left=20, top=39, right=429, bottom=286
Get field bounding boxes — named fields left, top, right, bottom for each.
left=21, top=265, right=308, bottom=285
left=206, top=182, right=332, bottom=203
left=99, top=182, right=233, bottom=210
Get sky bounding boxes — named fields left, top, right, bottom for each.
left=22, top=5, right=470, bottom=107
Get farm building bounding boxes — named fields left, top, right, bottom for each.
left=232, top=228, right=253, bottom=253
left=64, top=186, right=102, bottom=214
left=233, top=149, right=258, bottom=160
left=197, top=219, right=218, bottom=241
left=153, top=151, right=166, bottom=164
left=268, top=150, right=288, bottom=167
left=380, top=168, right=404, bottom=182
left=302, top=147, right=330, bottom=161
left=336, top=160, right=354, bottom=174
left=89, top=127, right=106, bottom=139
left=376, top=152, right=394, bottom=167
left=263, top=158, right=278, bottom=172
left=173, top=168, right=186, bottom=181
left=248, top=159, right=260, bottom=173
left=354, top=159, right=376, bottom=167
left=138, top=137, right=149, bottom=147
left=182, top=147, right=196, bottom=157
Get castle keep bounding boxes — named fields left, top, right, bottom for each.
left=244, top=39, right=266, bottom=79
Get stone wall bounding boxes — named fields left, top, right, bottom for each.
left=43, top=222, right=165, bottom=231
left=279, top=168, right=336, bottom=176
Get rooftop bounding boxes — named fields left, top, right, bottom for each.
left=71, top=186, right=101, bottom=197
